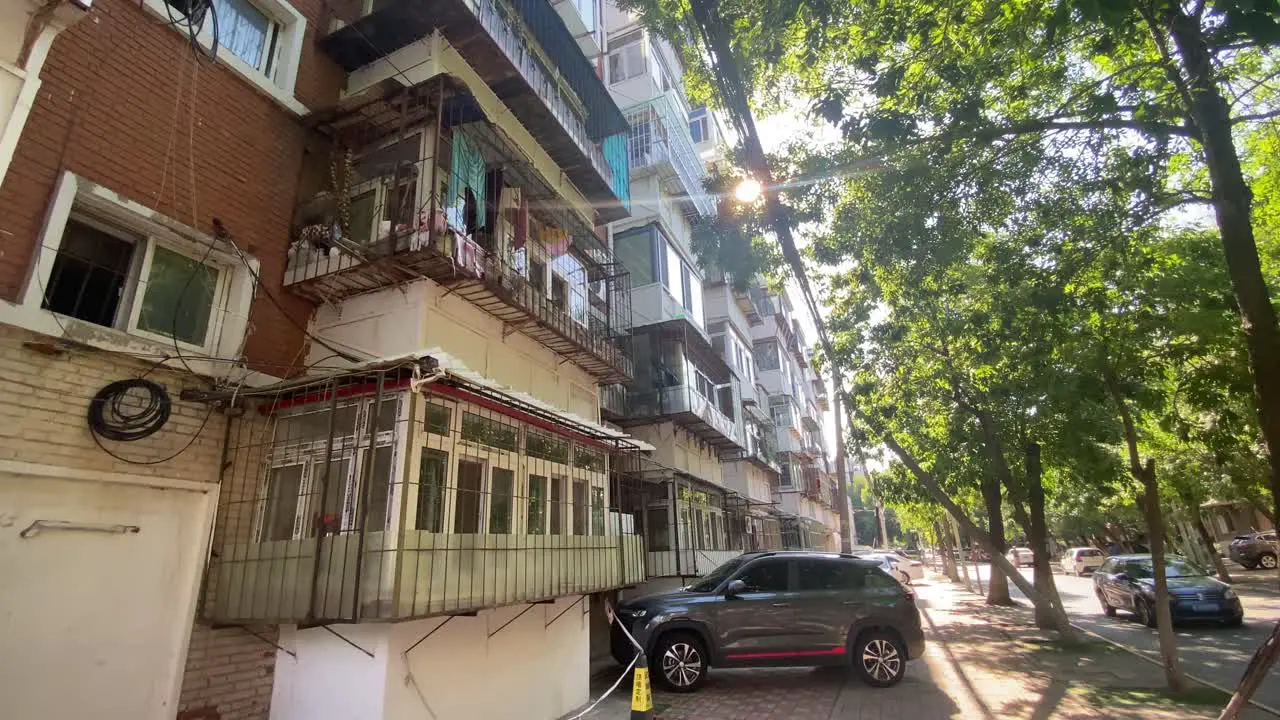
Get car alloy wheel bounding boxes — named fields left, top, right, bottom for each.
left=853, top=631, right=907, bottom=688
left=1261, top=553, right=1278, bottom=570
left=659, top=638, right=705, bottom=691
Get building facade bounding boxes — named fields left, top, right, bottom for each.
left=0, top=0, right=647, bottom=718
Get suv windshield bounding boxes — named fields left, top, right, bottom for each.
left=687, top=557, right=748, bottom=592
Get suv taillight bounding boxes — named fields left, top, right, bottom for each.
left=903, top=589, right=915, bottom=604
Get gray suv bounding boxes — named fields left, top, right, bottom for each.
left=611, top=551, right=926, bottom=692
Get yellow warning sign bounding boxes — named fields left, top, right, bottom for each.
left=631, top=666, right=653, bottom=712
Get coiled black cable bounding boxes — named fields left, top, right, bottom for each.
left=87, top=379, right=174, bottom=442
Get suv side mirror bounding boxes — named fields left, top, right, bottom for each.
left=725, top=579, right=747, bottom=597
left=1113, top=572, right=1129, bottom=582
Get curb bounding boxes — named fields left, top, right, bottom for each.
left=1068, top=622, right=1280, bottom=718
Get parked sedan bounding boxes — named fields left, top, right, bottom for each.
left=1093, top=554, right=1243, bottom=628
left=1006, top=547, right=1034, bottom=568
left=1061, top=547, right=1106, bottom=576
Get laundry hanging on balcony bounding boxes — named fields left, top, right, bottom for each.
left=446, top=131, right=486, bottom=236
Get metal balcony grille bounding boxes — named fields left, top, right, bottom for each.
left=201, top=360, right=646, bottom=625
left=622, top=91, right=715, bottom=217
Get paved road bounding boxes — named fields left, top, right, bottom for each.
left=956, top=561, right=1280, bottom=712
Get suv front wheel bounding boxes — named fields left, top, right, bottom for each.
left=852, top=630, right=907, bottom=687
left=654, top=632, right=708, bottom=693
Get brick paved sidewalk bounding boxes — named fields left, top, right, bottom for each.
left=569, top=577, right=1256, bottom=720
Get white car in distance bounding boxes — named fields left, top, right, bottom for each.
left=1060, top=547, right=1106, bottom=576
left=861, top=552, right=925, bottom=585
left=1006, top=547, right=1035, bottom=568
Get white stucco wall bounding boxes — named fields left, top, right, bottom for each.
left=272, top=597, right=591, bottom=720
left=309, top=279, right=601, bottom=421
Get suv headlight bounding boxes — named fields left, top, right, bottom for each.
left=626, top=608, right=648, bottom=619
left=1224, top=588, right=1237, bottom=600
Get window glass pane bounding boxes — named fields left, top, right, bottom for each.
left=614, top=229, right=655, bottom=285
left=44, top=219, right=135, bottom=328
left=864, top=570, right=899, bottom=590
left=797, top=559, right=863, bottom=591
left=424, top=403, right=451, bottom=435
left=212, top=0, right=273, bottom=71
left=549, top=477, right=565, bottom=534
left=275, top=404, right=359, bottom=444
left=573, top=445, right=606, bottom=472
left=461, top=411, right=517, bottom=451
left=754, top=343, right=780, bottom=371
left=737, top=559, right=789, bottom=592
left=348, top=190, right=376, bottom=245
left=137, top=244, right=220, bottom=346
left=416, top=450, right=447, bottom=532
left=572, top=480, right=588, bottom=536
left=489, top=468, right=514, bottom=533
left=362, top=445, right=395, bottom=532
left=526, top=429, right=569, bottom=463
left=262, top=465, right=302, bottom=541
left=591, top=485, right=605, bottom=535
left=665, top=244, right=683, bottom=300
left=646, top=507, right=670, bottom=550
left=454, top=460, right=484, bottom=533
left=366, top=396, right=400, bottom=436
left=313, top=456, right=351, bottom=536
left=528, top=475, right=547, bottom=534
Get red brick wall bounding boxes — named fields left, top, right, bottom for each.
left=178, top=625, right=279, bottom=720
left=0, top=0, right=345, bottom=372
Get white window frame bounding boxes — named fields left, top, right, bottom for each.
left=140, top=0, right=308, bottom=115
left=16, top=171, right=257, bottom=364
left=607, top=31, right=646, bottom=84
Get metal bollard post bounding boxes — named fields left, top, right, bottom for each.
left=629, top=650, right=653, bottom=720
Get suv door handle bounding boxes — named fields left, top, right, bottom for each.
left=771, top=602, right=791, bottom=608
left=842, top=600, right=860, bottom=606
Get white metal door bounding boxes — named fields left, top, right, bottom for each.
left=0, top=468, right=215, bottom=720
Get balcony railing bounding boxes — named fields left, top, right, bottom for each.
left=318, top=0, right=630, bottom=219
left=627, top=385, right=741, bottom=448
left=623, top=91, right=716, bottom=217
left=202, top=366, right=648, bottom=624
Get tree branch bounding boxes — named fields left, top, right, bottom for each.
left=1232, top=108, right=1280, bottom=124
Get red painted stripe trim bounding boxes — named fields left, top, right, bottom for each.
left=725, top=646, right=846, bottom=661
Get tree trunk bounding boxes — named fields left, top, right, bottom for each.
left=1139, top=462, right=1187, bottom=693
left=1162, top=8, right=1280, bottom=536
left=937, top=519, right=959, bottom=581
left=1194, top=514, right=1233, bottom=583
left=854, top=405, right=1078, bottom=641
left=952, top=516, right=974, bottom=592
left=1026, top=443, right=1065, bottom=629
left=983, top=471, right=1012, bottom=605
left=1220, top=621, right=1280, bottom=720
left=877, top=501, right=890, bottom=548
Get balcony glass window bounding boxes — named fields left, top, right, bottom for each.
left=461, top=411, right=517, bottom=452
left=260, top=465, right=303, bottom=542
left=527, top=428, right=570, bottom=463
left=608, top=31, right=645, bottom=83
left=416, top=450, right=448, bottom=532
left=550, top=476, right=565, bottom=534
left=754, top=342, right=780, bottom=371
left=572, top=480, right=588, bottom=535
left=550, top=252, right=589, bottom=326
left=591, top=485, right=605, bottom=535
left=689, top=110, right=709, bottom=144
left=424, top=403, right=451, bottom=435
left=647, top=506, right=671, bottom=550
left=489, top=468, right=515, bottom=534
left=573, top=445, right=606, bottom=472
left=527, top=475, right=548, bottom=534
left=614, top=226, right=656, bottom=285
left=453, top=460, right=484, bottom=533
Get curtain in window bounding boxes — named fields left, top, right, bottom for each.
left=446, top=131, right=486, bottom=235
left=213, top=0, right=272, bottom=71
